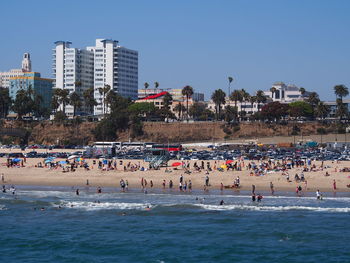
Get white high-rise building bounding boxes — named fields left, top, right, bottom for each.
left=0, top=53, right=32, bottom=89
left=53, top=39, right=138, bottom=116
left=53, top=41, right=94, bottom=116
left=87, top=39, right=138, bottom=115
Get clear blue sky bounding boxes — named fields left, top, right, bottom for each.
left=1, top=0, right=349, bottom=100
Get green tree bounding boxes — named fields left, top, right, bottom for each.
left=189, top=102, right=206, bottom=119
left=299, top=87, right=306, bottom=96
left=0, top=87, right=12, bottom=118
left=12, top=89, right=34, bottom=119
left=162, top=93, right=173, bottom=109
left=289, top=101, right=313, bottom=119
left=181, top=85, right=194, bottom=121
left=224, top=105, right=238, bottom=123
left=249, top=95, right=257, bottom=116
left=211, top=89, right=226, bottom=120
left=128, top=102, right=156, bottom=117
left=83, top=87, right=97, bottom=115
left=260, top=102, right=289, bottom=121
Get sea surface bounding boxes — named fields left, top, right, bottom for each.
left=0, top=186, right=349, bottom=263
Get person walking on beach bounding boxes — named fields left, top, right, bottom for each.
left=125, top=180, right=129, bottom=191
left=333, top=180, right=337, bottom=191
left=162, top=180, right=166, bottom=189
left=169, top=180, right=173, bottom=189
left=252, top=184, right=255, bottom=195
left=76, top=189, right=79, bottom=195
left=205, top=175, right=209, bottom=187
left=270, top=182, right=274, bottom=195
left=1, top=173, right=4, bottom=183
left=188, top=180, right=192, bottom=192
left=150, top=180, right=153, bottom=188
left=180, top=175, right=183, bottom=184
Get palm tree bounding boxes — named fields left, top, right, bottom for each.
left=57, top=89, right=70, bottom=114
left=154, top=82, right=160, bottom=92
left=334, top=85, right=348, bottom=120
left=144, top=82, right=149, bottom=98
left=211, top=89, right=226, bottom=120
left=98, top=84, right=111, bottom=117
left=224, top=105, right=237, bottom=123
left=229, top=90, right=242, bottom=108
left=0, top=87, right=12, bottom=118
left=249, top=95, right=257, bottom=116
left=174, top=103, right=185, bottom=120
left=228, top=76, right=233, bottom=98
left=307, top=92, right=320, bottom=107
left=69, top=91, right=82, bottom=117
left=181, top=85, right=194, bottom=121
left=315, top=102, right=330, bottom=120
left=240, top=89, right=250, bottom=119
left=256, top=90, right=267, bottom=112
left=334, top=84, right=349, bottom=101
left=336, top=98, right=348, bottom=120
left=270, top=87, right=277, bottom=100
left=83, top=87, right=97, bottom=115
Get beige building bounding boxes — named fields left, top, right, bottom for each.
left=0, top=53, right=32, bottom=89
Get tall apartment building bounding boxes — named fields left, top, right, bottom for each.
left=53, top=41, right=94, bottom=116
left=87, top=39, right=138, bottom=115
left=53, top=39, right=138, bottom=116
left=0, top=53, right=32, bottom=89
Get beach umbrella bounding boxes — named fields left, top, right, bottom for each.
left=44, top=159, right=52, bottom=164
left=221, top=164, right=227, bottom=169
left=68, top=155, right=78, bottom=160
left=59, top=161, right=67, bottom=165
left=12, top=158, right=21, bottom=163
left=226, top=160, right=233, bottom=164
left=171, top=162, right=182, bottom=167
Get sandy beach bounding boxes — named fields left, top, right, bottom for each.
left=1, top=149, right=350, bottom=194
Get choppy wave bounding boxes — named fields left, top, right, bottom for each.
left=60, top=201, right=152, bottom=211
left=196, top=204, right=350, bottom=213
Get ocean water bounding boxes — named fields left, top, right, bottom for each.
left=0, top=186, right=350, bottom=263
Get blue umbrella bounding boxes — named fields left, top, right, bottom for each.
left=44, top=159, right=52, bottom=164
left=12, top=158, right=21, bottom=163
left=59, top=161, right=67, bottom=165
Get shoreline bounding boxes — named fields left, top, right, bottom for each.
left=1, top=157, right=350, bottom=194
left=8, top=184, right=350, bottom=197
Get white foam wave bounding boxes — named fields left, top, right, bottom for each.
left=196, top=204, right=350, bottom=213
left=61, top=201, right=151, bottom=211
left=0, top=204, right=6, bottom=210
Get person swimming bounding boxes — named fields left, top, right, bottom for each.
left=219, top=200, right=225, bottom=205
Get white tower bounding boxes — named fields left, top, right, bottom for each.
left=21, top=53, right=32, bottom=72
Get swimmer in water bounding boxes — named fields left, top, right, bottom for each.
left=145, top=205, right=151, bottom=211
left=76, top=189, right=79, bottom=195
left=219, top=200, right=224, bottom=205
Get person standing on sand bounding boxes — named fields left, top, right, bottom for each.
left=162, top=180, right=166, bottom=189
left=150, top=180, right=153, bottom=188
left=252, top=184, right=256, bottom=195
left=333, top=180, right=337, bottom=191
left=169, top=180, right=173, bottom=189
left=205, top=175, right=209, bottom=187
